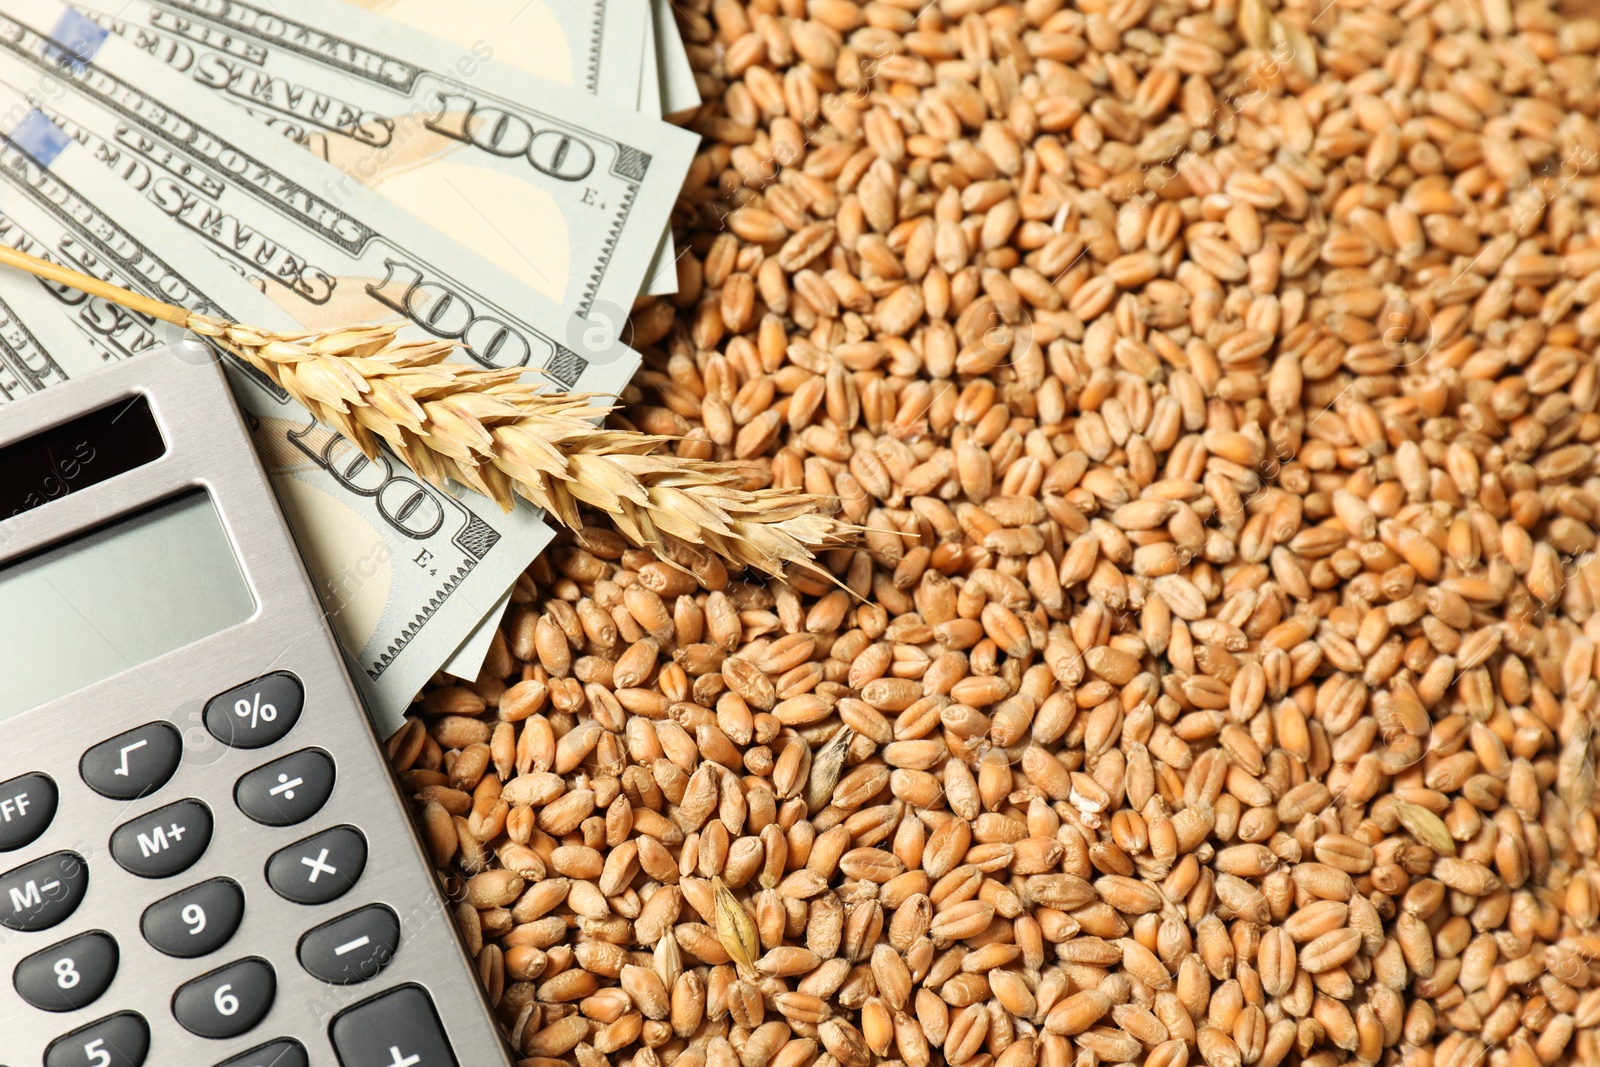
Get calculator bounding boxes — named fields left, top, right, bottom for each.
left=0, top=346, right=514, bottom=1067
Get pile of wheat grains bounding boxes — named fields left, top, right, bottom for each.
left=388, top=2, right=1600, bottom=1066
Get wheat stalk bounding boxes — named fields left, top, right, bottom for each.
left=0, top=245, right=852, bottom=579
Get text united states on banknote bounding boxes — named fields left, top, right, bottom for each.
left=59, top=0, right=699, bottom=317
left=0, top=1, right=649, bottom=394
left=0, top=26, right=611, bottom=730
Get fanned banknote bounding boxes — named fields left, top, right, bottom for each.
left=57, top=0, right=698, bottom=314
left=0, top=1, right=642, bottom=393
left=0, top=54, right=560, bottom=731
left=652, top=0, right=702, bottom=115
left=346, top=0, right=648, bottom=106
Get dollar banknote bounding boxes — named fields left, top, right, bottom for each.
left=0, top=1, right=642, bottom=392
left=652, top=0, right=702, bottom=115
left=0, top=78, right=556, bottom=732
left=347, top=0, right=648, bottom=107
left=57, top=0, right=699, bottom=314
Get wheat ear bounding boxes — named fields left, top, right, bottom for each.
left=0, top=245, right=852, bottom=579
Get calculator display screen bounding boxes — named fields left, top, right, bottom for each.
left=0, top=491, right=256, bottom=719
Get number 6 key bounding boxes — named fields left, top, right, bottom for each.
left=172, top=957, right=276, bottom=1039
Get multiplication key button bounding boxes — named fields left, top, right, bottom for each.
left=329, top=985, right=459, bottom=1067
left=266, top=826, right=366, bottom=905
left=1, top=851, right=89, bottom=932
left=0, top=772, right=58, bottom=851
left=111, top=800, right=213, bottom=878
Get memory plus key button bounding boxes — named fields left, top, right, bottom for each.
left=0, top=772, right=58, bottom=851
left=235, top=749, right=335, bottom=826
left=81, top=722, right=181, bottom=800
left=266, top=826, right=366, bottom=905
left=1, top=851, right=89, bottom=932
left=205, top=673, right=304, bottom=749
left=111, top=800, right=212, bottom=878
left=44, top=1011, right=150, bottom=1067
left=329, top=985, right=459, bottom=1067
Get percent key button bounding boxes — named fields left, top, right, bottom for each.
left=236, top=750, right=335, bottom=827
left=205, top=673, right=304, bottom=749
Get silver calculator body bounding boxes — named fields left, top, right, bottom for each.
left=0, top=347, right=512, bottom=1067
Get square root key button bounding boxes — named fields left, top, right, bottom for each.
left=329, top=985, right=459, bottom=1067
left=266, top=827, right=366, bottom=905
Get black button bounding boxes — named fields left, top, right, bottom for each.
left=236, top=749, right=335, bottom=826
left=142, top=879, right=245, bottom=958
left=1, top=851, right=89, bottom=932
left=266, top=826, right=366, bottom=905
left=205, top=673, right=304, bottom=749
left=0, top=771, right=58, bottom=851
left=110, top=799, right=213, bottom=878
left=172, top=957, right=276, bottom=1039
left=44, top=1011, right=150, bottom=1067
left=299, top=905, right=400, bottom=985
left=15, top=930, right=119, bottom=1011
left=214, top=1039, right=309, bottom=1067
left=81, top=722, right=181, bottom=800
left=329, top=985, right=459, bottom=1067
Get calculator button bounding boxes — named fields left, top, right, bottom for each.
left=0, top=771, right=58, bottom=851
left=111, top=799, right=213, bottom=878
left=142, top=878, right=245, bottom=958
left=1, top=851, right=89, bottom=932
left=213, top=1039, right=309, bottom=1067
left=14, top=930, right=119, bottom=1012
left=298, top=904, right=401, bottom=985
left=329, top=985, right=459, bottom=1067
left=266, top=826, right=366, bottom=905
left=44, top=1011, right=150, bottom=1067
left=172, top=956, right=277, bottom=1039
left=205, top=673, right=305, bottom=749
left=236, top=749, right=335, bottom=826
left=80, top=722, right=182, bottom=800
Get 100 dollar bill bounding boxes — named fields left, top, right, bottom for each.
left=0, top=0, right=645, bottom=393
left=348, top=0, right=648, bottom=106
left=59, top=0, right=697, bottom=315
left=0, top=87, right=554, bottom=732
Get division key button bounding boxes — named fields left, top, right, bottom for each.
left=266, top=826, right=366, bottom=905
left=81, top=722, right=181, bottom=800
left=0, top=772, right=58, bottom=851
left=111, top=800, right=213, bottom=878
left=236, top=749, right=335, bottom=827
left=45, top=1011, right=150, bottom=1067
left=329, top=985, right=459, bottom=1067
left=205, top=673, right=304, bottom=749
left=1, top=851, right=89, bottom=932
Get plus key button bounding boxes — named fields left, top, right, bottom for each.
left=330, top=986, right=459, bottom=1067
